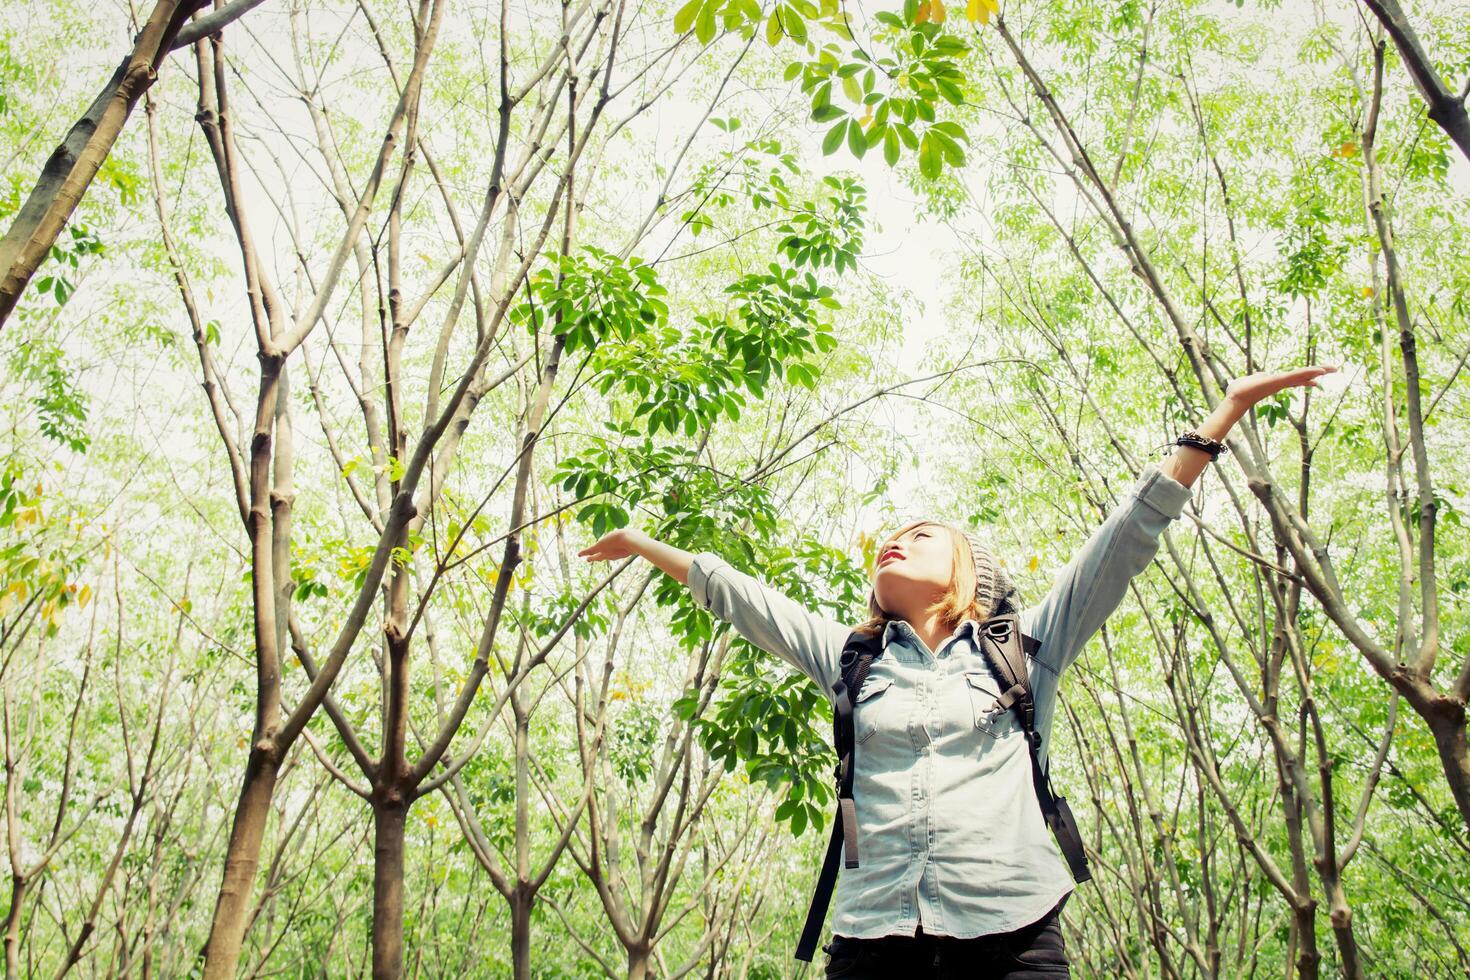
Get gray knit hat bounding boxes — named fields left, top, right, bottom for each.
left=953, top=525, right=1021, bottom=619
left=872, top=518, right=1020, bottom=620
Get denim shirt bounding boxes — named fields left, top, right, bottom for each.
left=686, top=463, right=1194, bottom=940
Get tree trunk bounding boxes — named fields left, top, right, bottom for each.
left=2, top=877, right=26, bottom=980
left=201, top=748, right=280, bottom=979
left=0, top=0, right=201, bottom=329
left=372, top=798, right=408, bottom=980
left=1325, top=889, right=1363, bottom=980
left=1428, top=701, right=1470, bottom=836
left=1293, top=898, right=1320, bottom=980
left=510, top=887, right=532, bottom=980
left=1358, top=0, right=1470, bottom=166
left=627, top=945, right=651, bottom=980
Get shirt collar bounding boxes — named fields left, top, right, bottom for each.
left=882, top=617, right=981, bottom=651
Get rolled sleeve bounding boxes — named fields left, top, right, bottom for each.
left=687, top=551, right=850, bottom=695
left=1132, top=461, right=1195, bottom=520
left=1021, top=462, right=1192, bottom=676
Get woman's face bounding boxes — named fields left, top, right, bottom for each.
left=872, top=522, right=954, bottom=619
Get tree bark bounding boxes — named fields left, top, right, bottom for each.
left=200, top=747, right=280, bottom=978
left=627, top=945, right=652, bottom=980
left=510, top=887, right=533, bottom=980
left=1358, top=0, right=1470, bottom=166
left=372, top=798, right=408, bottom=980
left=2, top=878, right=26, bottom=980
left=0, top=0, right=269, bottom=329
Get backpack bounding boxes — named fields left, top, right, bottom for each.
left=793, top=612, right=1092, bottom=962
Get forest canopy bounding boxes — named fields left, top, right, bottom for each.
left=0, top=0, right=1467, bottom=976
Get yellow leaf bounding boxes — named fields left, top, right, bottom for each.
left=1333, top=140, right=1359, bottom=158
left=1360, top=286, right=1374, bottom=298
left=915, top=1, right=930, bottom=22
left=930, top=0, right=946, bottom=22
left=1028, top=555, right=1039, bottom=572
left=967, top=0, right=997, bottom=22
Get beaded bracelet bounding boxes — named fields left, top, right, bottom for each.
left=1175, top=429, right=1228, bottom=459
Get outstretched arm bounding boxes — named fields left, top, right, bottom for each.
left=1158, top=365, right=1337, bottom=488
left=1024, top=364, right=1337, bottom=675
left=578, top=529, right=848, bottom=693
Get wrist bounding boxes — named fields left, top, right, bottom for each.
left=1197, top=397, right=1246, bottom=440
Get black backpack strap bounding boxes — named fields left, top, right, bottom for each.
left=977, top=615, right=1092, bottom=885
left=795, top=630, right=882, bottom=962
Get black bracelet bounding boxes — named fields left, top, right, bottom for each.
left=1175, top=429, right=1228, bottom=459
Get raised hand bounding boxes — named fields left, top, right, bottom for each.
left=1223, top=364, right=1338, bottom=409
left=577, top=528, right=648, bottom=563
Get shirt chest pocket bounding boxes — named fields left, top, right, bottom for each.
left=853, top=675, right=893, bottom=744
left=964, top=670, right=1017, bottom=738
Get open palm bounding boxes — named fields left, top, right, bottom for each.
left=1224, top=365, right=1338, bottom=409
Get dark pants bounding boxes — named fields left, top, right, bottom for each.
left=821, top=898, right=1070, bottom=979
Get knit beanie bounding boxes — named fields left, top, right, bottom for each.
left=953, top=525, right=1020, bottom=619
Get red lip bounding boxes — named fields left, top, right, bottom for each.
left=879, top=551, right=903, bottom=566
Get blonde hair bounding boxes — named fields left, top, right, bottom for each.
left=852, top=519, right=995, bottom=638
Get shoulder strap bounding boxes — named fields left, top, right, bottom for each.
left=795, top=629, right=882, bottom=962
left=978, top=615, right=1036, bottom=730
left=976, top=614, right=1092, bottom=885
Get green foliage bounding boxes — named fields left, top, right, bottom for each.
left=512, top=244, right=668, bottom=353
left=0, top=465, right=91, bottom=635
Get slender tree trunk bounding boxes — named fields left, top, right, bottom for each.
left=1292, top=897, right=1320, bottom=980
left=200, top=749, right=280, bottom=979
left=1428, top=704, right=1470, bottom=836
left=627, top=945, right=651, bottom=980
left=0, top=0, right=201, bottom=328
left=510, top=888, right=533, bottom=980
left=1322, top=878, right=1362, bottom=980
left=1358, top=0, right=1470, bottom=165
left=2, top=878, right=26, bottom=980
left=0, top=0, right=269, bottom=329
left=372, top=798, right=408, bottom=980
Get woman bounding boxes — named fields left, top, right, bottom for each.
left=578, top=366, right=1335, bottom=978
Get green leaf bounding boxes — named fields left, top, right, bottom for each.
left=673, top=0, right=701, bottom=33
left=930, top=120, right=968, bottom=142
left=783, top=8, right=807, bottom=40
left=934, top=76, right=963, bottom=104
left=883, top=127, right=900, bottom=166
left=918, top=130, right=941, bottom=179
left=822, top=119, right=848, bottom=155
left=847, top=115, right=867, bottom=158
left=929, top=128, right=964, bottom=165
left=695, top=0, right=717, bottom=42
